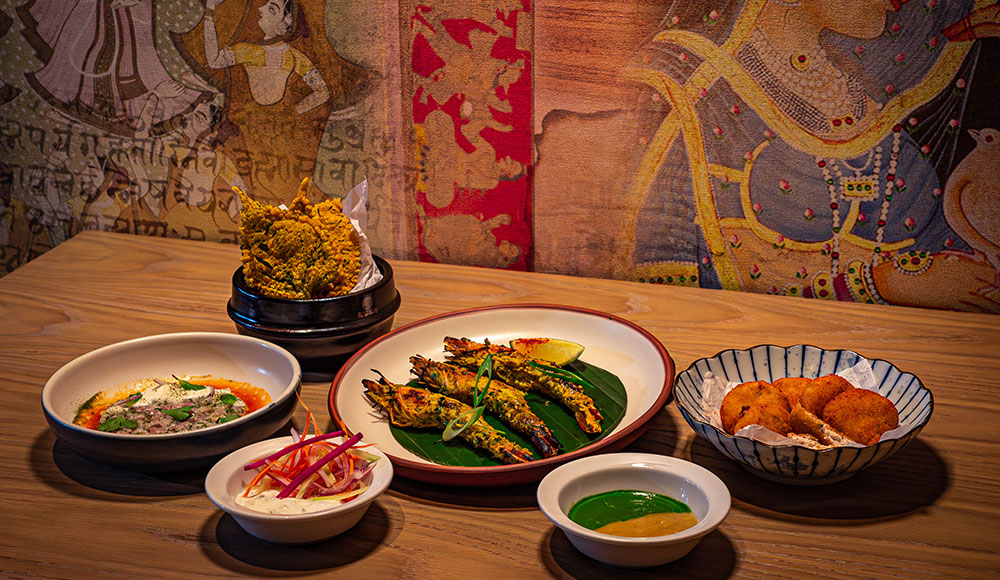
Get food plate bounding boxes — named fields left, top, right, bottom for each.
left=328, top=304, right=674, bottom=486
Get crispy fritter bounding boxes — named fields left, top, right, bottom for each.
left=716, top=373, right=901, bottom=448
left=822, top=389, right=899, bottom=446
left=720, top=380, right=789, bottom=434
left=731, top=403, right=792, bottom=435
left=237, top=178, right=361, bottom=299
left=788, top=404, right=854, bottom=446
left=773, top=377, right=811, bottom=408
left=799, top=374, right=854, bottom=416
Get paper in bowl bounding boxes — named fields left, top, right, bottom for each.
left=699, top=360, right=916, bottom=448
left=343, top=179, right=382, bottom=293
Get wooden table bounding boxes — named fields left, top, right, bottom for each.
left=2, top=231, right=998, bottom=579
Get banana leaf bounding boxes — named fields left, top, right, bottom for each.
left=388, top=360, right=627, bottom=466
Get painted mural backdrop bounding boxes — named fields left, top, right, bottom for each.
left=0, top=0, right=403, bottom=267
left=0, top=0, right=998, bottom=314
left=534, top=0, right=1000, bottom=313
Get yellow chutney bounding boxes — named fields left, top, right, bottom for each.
left=595, top=511, right=699, bottom=537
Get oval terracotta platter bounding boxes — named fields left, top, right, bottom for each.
left=328, top=304, right=674, bottom=486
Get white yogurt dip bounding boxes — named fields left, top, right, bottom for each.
left=235, top=489, right=345, bottom=515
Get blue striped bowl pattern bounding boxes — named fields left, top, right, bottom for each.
left=674, top=344, right=933, bottom=485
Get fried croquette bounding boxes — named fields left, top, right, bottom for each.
left=799, top=374, right=854, bottom=416
left=789, top=404, right=856, bottom=446
left=720, top=380, right=790, bottom=434
left=822, top=389, right=899, bottom=445
left=731, top=403, right=792, bottom=435
left=773, top=377, right=811, bottom=408
left=716, top=373, right=902, bottom=448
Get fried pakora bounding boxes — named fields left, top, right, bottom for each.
left=799, top=374, right=853, bottom=416
left=716, top=373, right=900, bottom=448
left=731, top=403, right=792, bottom=435
left=773, top=377, right=810, bottom=408
left=237, top=178, right=361, bottom=299
left=720, top=380, right=790, bottom=434
left=789, top=403, right=856, bottom=447
left=823, top=389, right=899, bottom=445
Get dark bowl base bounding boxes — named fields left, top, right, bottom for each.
left=298, top=354, right=353, bottom=381
left=232, top=315, right=395, bottom=378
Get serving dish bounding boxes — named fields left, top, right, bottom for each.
left=537, top=453, right=730, bottom=567
left=228, top=255, right=401, bottom=377
left=329, top=304, right=674, bottom=486
left=42, top=332, right=301, bottom=471
left=205, top=435, right=393, bottom=544
left=674, top=344, right=933, bottom=485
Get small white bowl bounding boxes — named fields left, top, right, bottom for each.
left=205, top=435, right=393, bottom=544
left=42, top=332, right=302, bottom=471
left=537, top=453, right=730, bottom=568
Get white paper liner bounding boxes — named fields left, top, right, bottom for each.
left=344, top=179, right=382, bottom=293
left=699, top=360, right=916, bottom=448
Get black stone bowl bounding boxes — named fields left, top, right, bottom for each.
left=228, top=255, right=401, bottom=377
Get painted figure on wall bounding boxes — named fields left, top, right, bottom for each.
left=197, top=0, right=338, bottom=201
left=79, top=156, right=137, bottom=233
left=129, top=90, right=246, bottom=240
left=616, top=0, right=999, bottom=312
left=0, top=10, right=21, bottom=106
left=0, top=0, right=386, bottom=276
left=187, top=0, right=377, bottom=202
left=18, top=0, right=210, bottom=135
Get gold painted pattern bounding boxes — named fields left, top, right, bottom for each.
left=619, top=3, right=971, bottom=291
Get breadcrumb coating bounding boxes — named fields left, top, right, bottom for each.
left=720, top=380, right=790, bottom=434
left=720, top=374, right=900, bottom=447
left=799, top=374, right=853, bottom=416
left=823, top=389, right=899, bottom=445
left=237, top=178, right=361, bottom=299
left=773, top=377, right=810, bottom=408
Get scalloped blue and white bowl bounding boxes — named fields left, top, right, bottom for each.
left=674, top=344, right=933, bottom=485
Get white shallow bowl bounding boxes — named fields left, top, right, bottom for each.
left=205, top=436, right=393, bottom=544
left=537, top=453, right=731, bottom=568
left=674, top=344, right=934, bottom=485
left=42, top=332, right=302, bottom=471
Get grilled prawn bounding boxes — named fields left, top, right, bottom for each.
left=363, top=375, right=534, bottom=464
left=443, top=337, right=604, bottom=434
left=410, top=355, right=562, bottom=457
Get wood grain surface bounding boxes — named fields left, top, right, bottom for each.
left=1, top=231, right=998, bottom=579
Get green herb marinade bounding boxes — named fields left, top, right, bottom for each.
left=389, top=359, right=627, bottom=466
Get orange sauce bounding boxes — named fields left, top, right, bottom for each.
left=198, top=378, right=272, bottom=412
left=82, top=408, right=106, bottom=430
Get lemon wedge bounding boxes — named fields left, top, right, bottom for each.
left=509, top=338, right=585, bottom=366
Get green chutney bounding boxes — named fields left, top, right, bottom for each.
left=568, top=489, right=695, bottom=535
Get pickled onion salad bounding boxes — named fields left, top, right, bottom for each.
left=236, top=418, right=379, bottom=515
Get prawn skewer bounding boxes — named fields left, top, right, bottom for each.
left=410, top=355, right=563, bottom=458
left=363, top=375, right=534, bottom=464
left=443, top=337, right=604, bottom=434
